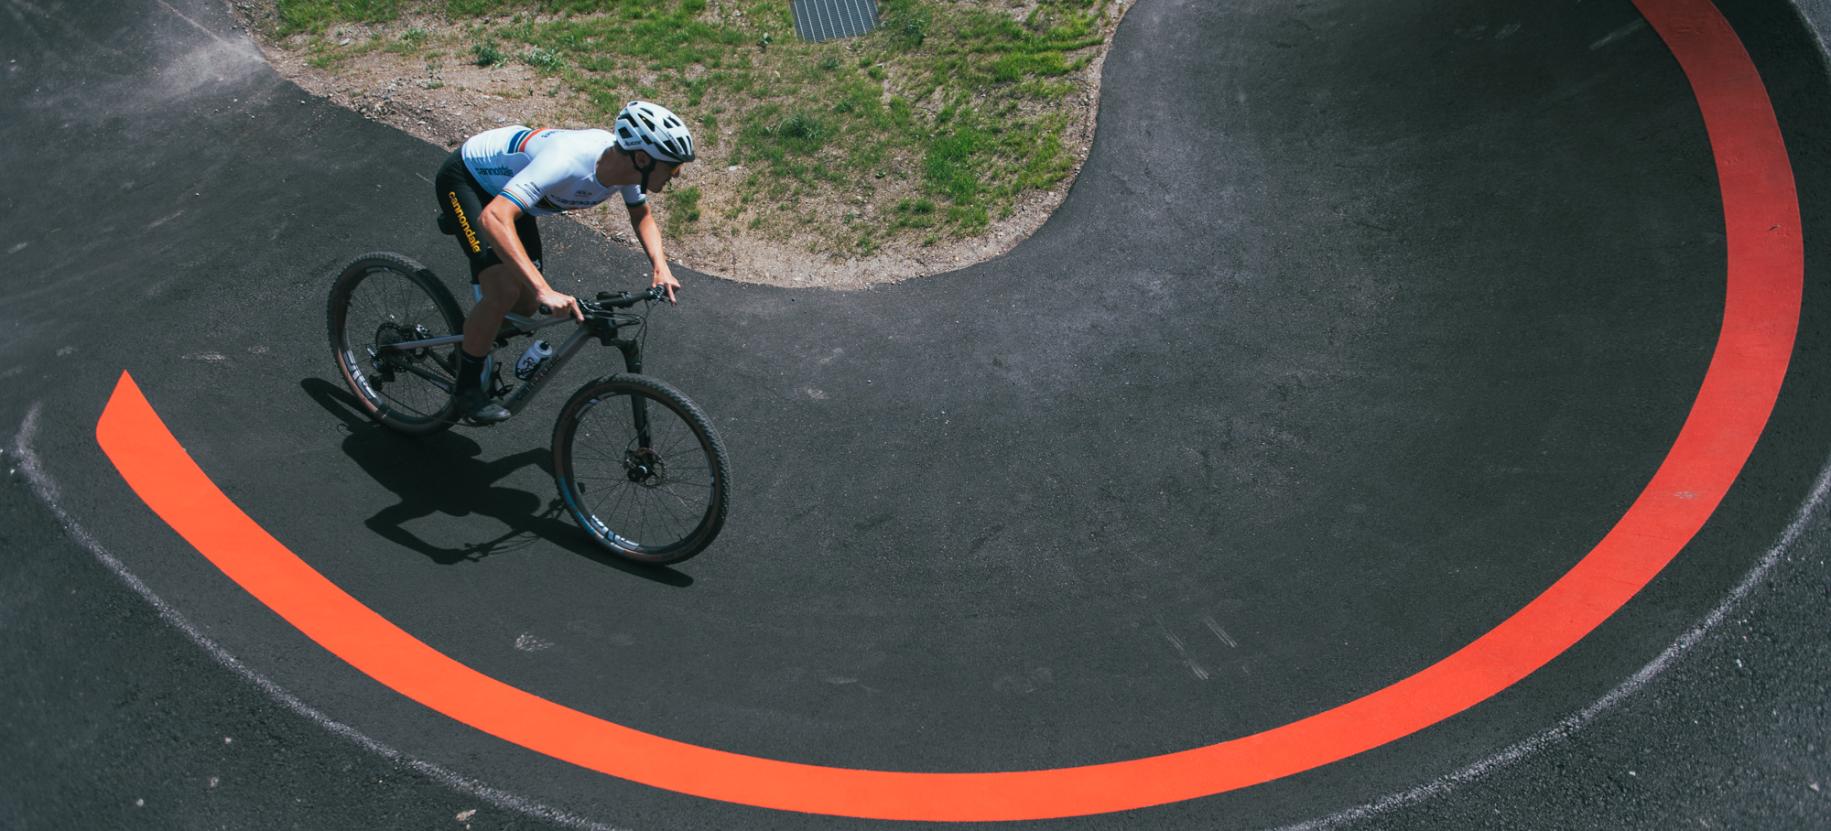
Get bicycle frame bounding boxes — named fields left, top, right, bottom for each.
left=373, top=306, right=645, bottom=418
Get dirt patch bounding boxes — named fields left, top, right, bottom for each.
left=231, top=2, right=1128, bottom=290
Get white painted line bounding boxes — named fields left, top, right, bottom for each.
left=12, top=404, right=628, bottom=831
left=149, top=0, right=261, bottom=58
left=1590, top=18, right=1650, bottom=51
left=1272, top=454, right=1831, bottom=831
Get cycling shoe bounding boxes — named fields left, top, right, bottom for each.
left=455, top=387, right=511, bottom=425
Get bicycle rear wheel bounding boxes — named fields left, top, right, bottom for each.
left=553, top=375, right=731, bottom=565
left=327, top=252, right=466, bottom=435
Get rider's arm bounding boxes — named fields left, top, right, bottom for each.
left=626, top=201, right=680, bottom=303
left=479, top=195, right=580, bottom=319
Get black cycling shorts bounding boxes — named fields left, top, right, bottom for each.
left=434, top=149, right=543, bottom=282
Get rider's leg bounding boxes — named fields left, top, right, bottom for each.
left=450, top=212, right=543, bottom=424
left=452, top=263, right=525, bottom=424
left=461, top=262, right=530, bottom=356
left=435, top=153, right=516, bottom=424
left=461, top=209, right=544, bottom=353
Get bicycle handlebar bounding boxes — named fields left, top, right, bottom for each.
left=593, top=285, right=669, bottom=309
left=540, top=285, right=667, bottom=316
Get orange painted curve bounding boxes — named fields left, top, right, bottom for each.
left=95, top=0, right=1800, bottom=821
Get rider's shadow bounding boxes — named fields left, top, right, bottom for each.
left=301, top=378, right=691, bottom=586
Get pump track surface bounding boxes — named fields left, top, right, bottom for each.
left=4, top=0, right=1831, bottom=828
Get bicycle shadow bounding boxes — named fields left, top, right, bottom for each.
left=300, top=378, right=692, bottom=587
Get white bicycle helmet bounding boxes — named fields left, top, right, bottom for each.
left=614, top=100, right=696, bottom=164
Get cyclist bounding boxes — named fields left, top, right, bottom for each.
left=434, top=100, right=696, bottom=424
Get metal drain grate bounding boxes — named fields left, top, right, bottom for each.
left=792, top=0, right=881, bottom=42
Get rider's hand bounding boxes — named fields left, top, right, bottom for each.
left=538, top=288, right=583, bottom=321
left=652, top=265, right=681, bottom=304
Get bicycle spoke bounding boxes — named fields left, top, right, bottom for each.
left=331, top=257, right=463, bottom=432
left=556, top=374, right=727, bottom=562
left=648, top=487, right=698, bottom=525
left=593, top=479, right=638, bottom=537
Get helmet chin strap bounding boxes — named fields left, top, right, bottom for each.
left=623, top=147, right=658, bottom=193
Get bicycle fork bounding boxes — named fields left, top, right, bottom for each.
left=609, top=338, right=662, bottom=480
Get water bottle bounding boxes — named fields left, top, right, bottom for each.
left=514, top=339, right=553, bottom=380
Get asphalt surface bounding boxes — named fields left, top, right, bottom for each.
left=2, top=0, right=1829, bottom=827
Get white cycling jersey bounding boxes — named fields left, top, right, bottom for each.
left=460, top=126, right=645, bottom=217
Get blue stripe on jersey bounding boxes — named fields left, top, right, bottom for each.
left=501, top=191, right=531, bottom=212
left=507, top=129, right=531, bottom=153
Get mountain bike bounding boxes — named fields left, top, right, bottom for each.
left=325, top=251, right=730, bottom=565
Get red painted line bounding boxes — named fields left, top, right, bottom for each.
left=94, top=0, right=1799, bottom=821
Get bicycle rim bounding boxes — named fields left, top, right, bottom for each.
left=332, top=260, right=461, bottom=429
left=557, top=381, right=726, bottom=563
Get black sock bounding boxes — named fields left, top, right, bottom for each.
left=456, top=350, right=486, bottom=394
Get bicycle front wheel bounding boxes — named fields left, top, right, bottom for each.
left=553, top=375, right=731, bottom=565
left=327, top=252, right=465, bottom=435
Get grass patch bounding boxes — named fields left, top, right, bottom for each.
left=383, top=26, right=428, bottom=53
left=740, top=107, right=834, bottom=162
left=665, top=185, right=703, bottom=237
left=893, top=198, right=937, bottom=229
left=924, top=118, right=986, bottom=204
left=275, top=0, right=399, bottom=34
left=523, top=45, right=565, bottom=71
left=471, top=40, right=506, bottom=66
left=260, top=0, right=1116, bottom=256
